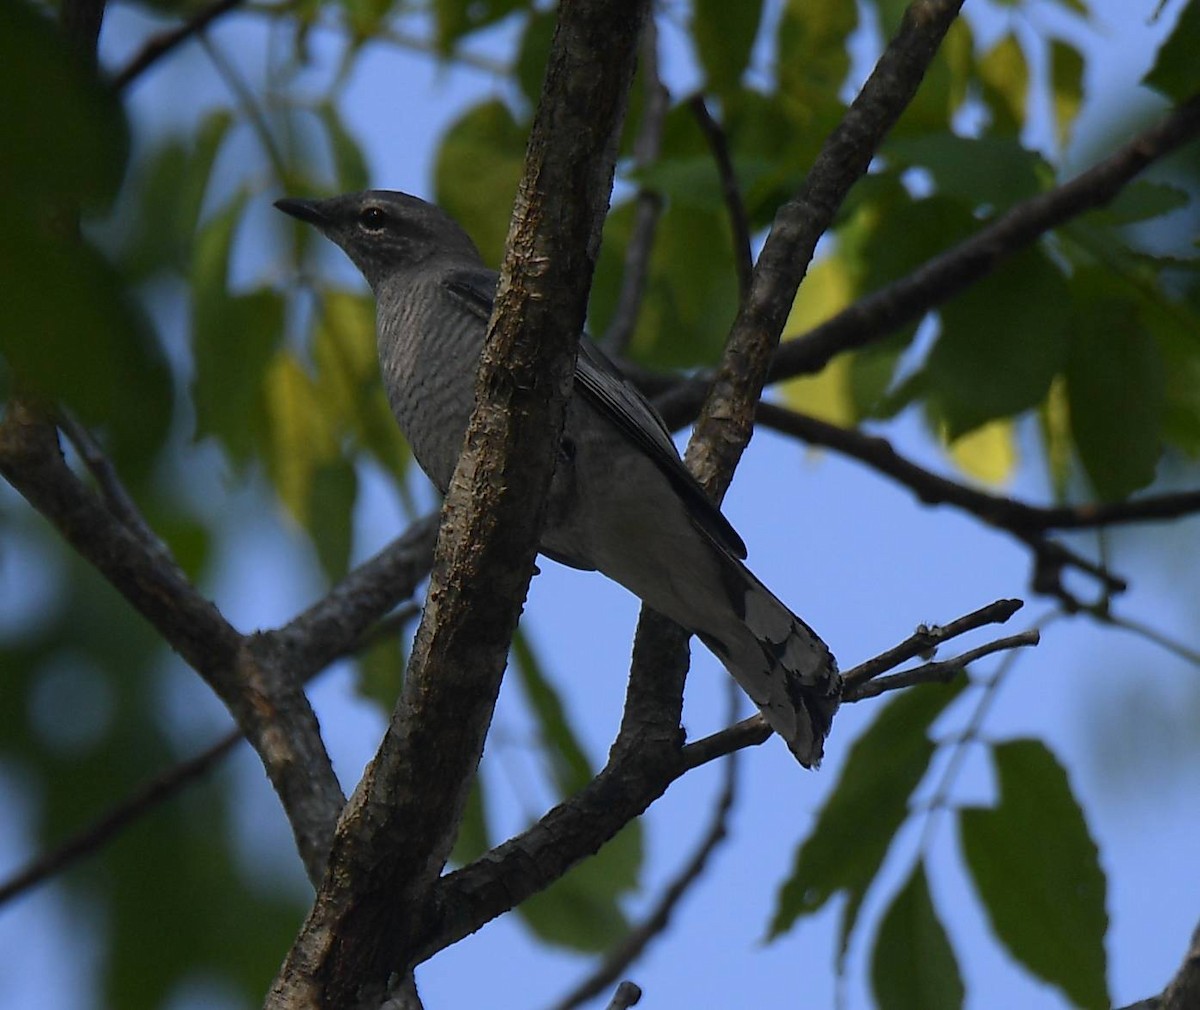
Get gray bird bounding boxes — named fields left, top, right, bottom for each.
left=276, top=190, right=840, bottom=766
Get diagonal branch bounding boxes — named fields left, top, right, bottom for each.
left=0, top=404, right=344, bottom=886
left=111, top=0, right=247, bottom=92
left=653, top=93, right=1200, bottom=431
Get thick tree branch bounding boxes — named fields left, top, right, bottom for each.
left=264, top=1, right=651, bottom=1004
left=0, top=405, right=343, bottom=886
left=407, top=0, right=971, bottom=964
left=418, top=596, right=1034, bottom=958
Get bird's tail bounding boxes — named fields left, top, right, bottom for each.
left=696, top=558, right=841, bottom=767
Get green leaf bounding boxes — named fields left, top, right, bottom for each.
left=450, top=773, right=491, bottom=866
left=516, top=9, right=557, bottom=107
left=769, top=680, right=965, bottom=951
left=978, top=33, right=1029, bottom=136
left=435, top=100, right=528, bottom=266
left=590, top=201, right=739, bottom=368
left=307, top=457, right=358, bottom=580
left=871, top=862, right=964, bottom=1010
left=1144, top=0, right=1200, bottom=101
left=261, top=351, right=339, bottom=523
left=0, top=0, right=129, bottom=209
left=885, top=135, right=1047, bottom=210
left=519, top=823, right=640, bottom=952
left=1050, top=40, right=1085, bottom=151
left=1065, top=270, right=1165, bottom=499
left=191, top=197, right=284, bottom=462
left=1089, top=180, right=1190, bottom=227
left=776, top=0, right=857, bottom=107
left=512, top=629, right=593, bottom=795
left=925, top=248, right=1071, bottom=438
left=319, top=103, right=371, bottom=192
left=960, top=740, right=1110, bottom=1010
left=312, top=291, right=410, bottom=481
left=1, top=232, right=173, bottom=477
left=694, top=0, right=764, bottom=95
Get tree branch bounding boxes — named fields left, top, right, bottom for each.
left=548, top=685, right=742, bottom=1010
left=0, top=405, right=343, bottom=886
left=111, top=0, right=247, bottom=92
left=264, top=1, right=652, bottom=1004
left=0, top=728, right=240, bottom=908
left=688, top=94, right=753, bottom=299
left=653, top=93, right=1200, bottom=431
left=757, top=404, right=1200, bottom=534
left=405, top=0, right=971, bottom=965
left=683, top=0, right=965, bottom=496
left=602, top=18, right=668, bottom=356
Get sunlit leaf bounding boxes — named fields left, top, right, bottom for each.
left=871, top=862, right=964, bottom=1010
left=262, top=351, right=338, bottom=522
left=776, top=0, right=857, bottom=107
left=781, top=256, right=858, bottom=425
left=947, top=418, right=1018, bottom=486
left=769, top=680, right=965, bottom=953
left=960, top=740, right=1109, bottom=1010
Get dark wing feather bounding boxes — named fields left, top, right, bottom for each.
left=441, top=267, right=747, bottom=560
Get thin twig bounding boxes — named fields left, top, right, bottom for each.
left=844, top=630, right=1040, bottom=702
left=111, top=0, right=247, bottom=92
left=756, top=404, right=1200, bottom=534
left=605, top=982, right=643, bottom=1010
left=0, top=404, right=343, bottom=886
left=602, top=19, right=669, bottom=355
left=55, top=410, right=169, bottom=558
left=0, top=730, right=240, bottom=908
left=843, top=598, right=1024, bottom=689
left=688, top=94, right=753, bottom=298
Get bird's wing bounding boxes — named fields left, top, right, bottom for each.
left=441, top=267, right=747, bottom=560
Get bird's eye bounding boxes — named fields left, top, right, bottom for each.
left=359, top=206, right=386, bottom=230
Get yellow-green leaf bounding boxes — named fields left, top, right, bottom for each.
left=948, top=418, right=1018, bottom=487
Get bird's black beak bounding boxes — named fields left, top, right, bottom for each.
left=274, top=197, right=328, bottom=227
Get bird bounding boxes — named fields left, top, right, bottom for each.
left=275, top=190, right=841, bottom=766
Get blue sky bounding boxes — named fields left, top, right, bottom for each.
left=2, top=2, right=1199, bottom=1008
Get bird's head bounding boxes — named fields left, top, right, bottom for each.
left=275, top=190, right=482, bottom=291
